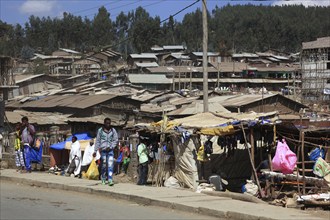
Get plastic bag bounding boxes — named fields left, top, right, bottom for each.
left=272, top=140, right=297, bottom=174
left=308, top=147, right=325, bottom=161
left=313, top=157, right=330, bottom=177
left=85, top=159, right=99, bottom=180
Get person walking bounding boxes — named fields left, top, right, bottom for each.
left=19, top=116, right=35, bottom=173
left=93, top=118, right=118, bottom=186
left=67, top=136, right=82, bottom=177
left=137, top=137, right=149, bottom=185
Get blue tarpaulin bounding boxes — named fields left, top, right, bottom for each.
left=50, top=133, right=93, bottom=150
left=30, top=142, right=43, bottom=163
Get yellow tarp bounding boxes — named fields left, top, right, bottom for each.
left=200, top=125, right=235, bottom=136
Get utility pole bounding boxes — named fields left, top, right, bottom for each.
left=202, top=0, right=208, bottom=112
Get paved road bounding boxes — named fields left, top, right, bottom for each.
left=0, top=181, right=218, bottom=220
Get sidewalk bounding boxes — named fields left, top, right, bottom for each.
left=0, top=169, right=325, bottom=220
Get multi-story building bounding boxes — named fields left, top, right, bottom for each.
left=301, top=36, right=330, bottom=104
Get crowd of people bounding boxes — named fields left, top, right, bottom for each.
left=13, top=116, right=150, bottom=186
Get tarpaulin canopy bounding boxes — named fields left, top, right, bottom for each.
left=139, top=111, right=278, bottom=135
left=50, top=133, right=94, bottom=151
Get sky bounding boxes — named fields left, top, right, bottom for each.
left=1, top=0, right=329, bottom=26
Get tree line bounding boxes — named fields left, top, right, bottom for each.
left=0, top=4, right=329, bottom=59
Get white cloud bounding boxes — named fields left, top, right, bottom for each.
left=20, top=0, right=58, bottom=16
left=272, top=0, right=330, bottom=7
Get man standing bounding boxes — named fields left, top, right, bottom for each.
left=19, top=116, right=35, bottom=173
left=93, top=118, right=118, bottom=186
left=137, top=137, right=149, bottom=185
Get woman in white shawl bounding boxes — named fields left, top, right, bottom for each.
left=68, top=136, right=81, bottom=177
left=81, top=139, right=100, bottom=172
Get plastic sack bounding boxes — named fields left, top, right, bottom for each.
left=243, top=180, right=258, bottom=196
left=272, top=140, right=297, bottom=174
left=308, top=147, right=325, bottom=161
left=85, top=159, right=99, bottom=180
left=164, top=176, right=181, bottom=189
left=313, top=157, right=330, bottom=177
left=197, top=145, right=208, bottom=162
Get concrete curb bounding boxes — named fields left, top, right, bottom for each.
left=1, top=174, right=322, bottom=220
left=0, top=175, right=229, bottom=219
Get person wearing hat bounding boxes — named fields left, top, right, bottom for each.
left=81, top=139, right=100, bottom=174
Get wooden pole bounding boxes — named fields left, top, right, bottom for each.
left=250, top=128, right=255, bottom=166
left=217, top=62, right=220, bottom=88
left=301, top=131, right=306, bottom=194
left=202, top=0, right=208, bottom=112
left=190, top=63, right=192, bottom=91
left=172, top=71, right=175, bottom=91
left=241, top=123, right=265, bottom=198
left=297, top=122, right=302, bottom=195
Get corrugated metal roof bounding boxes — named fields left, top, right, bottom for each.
left=15, top=74, right=45, bottom=84
left=267, top=57, right=280, bottom=62
left=271, top=55, right=289, bottom=60
left=169, top=53, right=190, bottom=60
left=129, top=54, right=158, bottom=59
left=169, top=97, right=199, bottom=106
left=146, top=66, right=217, bottom=73
left=302, top=37, right=330, bottom=50
left=66, top=114, right=131, bottom=126
left=168, top=78, right=298, bottom=84
left=6, top=110, right=70, bottom=125
left=18, top=94, right=118, bottom=109
left=220, top=94, right=277, bottom=107
left=135, top=62, right=159, bottom=68
left=131, top=92, right=165, bottom=102
left=167, top=101, right=230, bottom=116
left=192, top=52, right=219, bottom=57
left=232, top=53, right=259, bottom=58
left=59, top=48, right=80, bottom=54
left=151, top=46, right=163, bottom=51
left=128, top=74, right=172, bottom=84
left=172, top=111, right=277, bottom=128
left=140, top=103, right=176, bottom=113
left=163, top=45, right=186, bottom=50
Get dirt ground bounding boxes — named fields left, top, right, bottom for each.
left=302, top=208, right=330, bottom=219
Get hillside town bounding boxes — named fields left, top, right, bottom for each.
left=1, top=1, right=330, bottom=219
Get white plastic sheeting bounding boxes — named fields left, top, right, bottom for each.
left=172, top=136, right=199, bottom=189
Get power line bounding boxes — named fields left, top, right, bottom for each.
left=99, top=0, right=201, bottom=51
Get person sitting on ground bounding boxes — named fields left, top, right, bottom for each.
left=67, top=136, right=82, bottom=177
left=81, top=139, right=100, bottom=174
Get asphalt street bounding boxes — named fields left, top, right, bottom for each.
left=0, top=180, right=219, bottom=220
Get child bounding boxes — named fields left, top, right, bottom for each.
left=14, top=131, right=25, bottom=172
left=121, top=142, right=130, bottom=174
